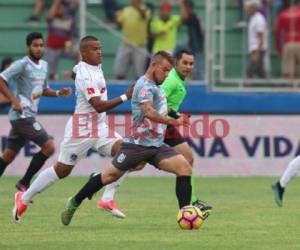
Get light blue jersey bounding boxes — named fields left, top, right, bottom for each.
left=127, top=75, right=168, bottom=147
left=0, top=56, right=48, bottom=120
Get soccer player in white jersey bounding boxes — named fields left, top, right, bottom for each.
left=12, top=35, right=133, bottom=222
left=0, top=32, right=72, bottom=191
left=272, top=156, right=300, bottom=207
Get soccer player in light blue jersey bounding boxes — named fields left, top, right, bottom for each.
left=0, top=32, right=72, bottom=191
left=59, top=51, right=193, bottom=226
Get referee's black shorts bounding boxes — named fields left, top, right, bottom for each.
left=163, top=124, right=186, bottom=147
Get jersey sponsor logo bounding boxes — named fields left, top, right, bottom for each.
left=140, top=87, right=148, bottom=98
left=116, top=153, right=126, bottom=163
left=87, top=87, right=95, bottom=95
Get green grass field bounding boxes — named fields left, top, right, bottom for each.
left=0, top=176, right=299, bottom=250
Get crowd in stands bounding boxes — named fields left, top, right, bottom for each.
left=25, top=0, right=79, bottom=81
left=238, top=0, right=300, bottom=82
left=112, top=0, right=204, bottom=81
left=20, top=0, right=205, bottom=81
left=1, top=0, right=300, bottom=83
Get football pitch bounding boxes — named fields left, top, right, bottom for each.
left=0, top=176, right=299, bottom=250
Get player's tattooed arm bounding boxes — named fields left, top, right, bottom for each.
left=140, top=102, right=189, bottom=126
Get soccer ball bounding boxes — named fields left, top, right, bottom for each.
left=176, top=205, right=204, bottom=230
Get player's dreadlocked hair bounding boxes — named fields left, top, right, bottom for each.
left=151, top=51, right=175, bottom=66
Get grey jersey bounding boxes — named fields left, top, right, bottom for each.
left=127, top=75, right=168, bottom=147
left=0, top=56, right=48, bottom=120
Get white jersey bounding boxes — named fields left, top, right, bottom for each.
left=64, top=61, right=108, bottom=138
left=248, top=12, right=268, bottom=53
left=58, top=61, right=122, bottom=166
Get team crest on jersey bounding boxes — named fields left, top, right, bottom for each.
left=70, top=154, right=78, bottom=162
left=117, top=153, right=126, bottom=163
left=33, top=122, right=42, bottom=131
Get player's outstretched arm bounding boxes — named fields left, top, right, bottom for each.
left=89, top=85, right=133, bottom=113
left=140, top=101, right=189, bottom=127
left=43, top=87, right=72, bottom=97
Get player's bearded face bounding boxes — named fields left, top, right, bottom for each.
left=28, top=39, right=44, bottom=60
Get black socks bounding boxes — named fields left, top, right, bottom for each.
left=19, top=151, right=49, bottom=186
left=74, top=173, right=104, bottom=205
left=0, top=157, right=9, bottom=176
left=176, top=176, right=192, bottom=209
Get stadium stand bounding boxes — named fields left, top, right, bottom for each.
left=0, top=0, right=287, bottom=82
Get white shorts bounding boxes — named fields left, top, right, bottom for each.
left=58, top=123, right=122, bottom=165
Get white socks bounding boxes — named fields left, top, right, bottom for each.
left=22, top=166, right=59, bottom=204
left=280, top=156, right=300, bottom=188
left=101, top=171, right=128, bottom=202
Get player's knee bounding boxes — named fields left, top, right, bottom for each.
left=44, top=147, right=55, bottom=157
left=2, top=149, right=16, bottom=164
left=176, top=159, right=192, bottom=176
left=102, top=172, right=118, bottom=185
left=41, top=140, right=55, bottom=156
left=110, top=139, right=123, bottom=157
left=105, top=174, right=119, bottom=185
left=102, top=165, right=123, bottom=185
left=182, top=148, right=194, bottom=167
left=186, top=155, right=194, bottom=167
left=54, top=163, right=72, bottom=179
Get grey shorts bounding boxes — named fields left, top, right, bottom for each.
left=7, top=117, right=51, bottom=152
left=112, top=142, right=180, bottom=171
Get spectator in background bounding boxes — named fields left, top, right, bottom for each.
left=145, top=2, right=155, bottom=58
left=150, top=2, right=181, bottom=54
left=246, top=0, right=268, bottom=78
left=144, top=2, right=155, bottom=69
left=26, top=0, right=77, bottom=25
left=234, top=0, right=247, bottom=29
left=46, top=0, right=79, bottom=80
left=275, top=0, right=300, bottom=82
left=178, top=0, right=204, bottom=80
left=26, top=0, right=49, bottom=24
left=274, top=0, right=291, bottom=16
left=260, top=0, right=272, bottom=18
left=234, top=0, right=272, bottom=29
left=114, top=0, right=150, bottom=80
left=103, top=0, right=121, bottom=23
left=0, top=57, right=13, bottom=105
